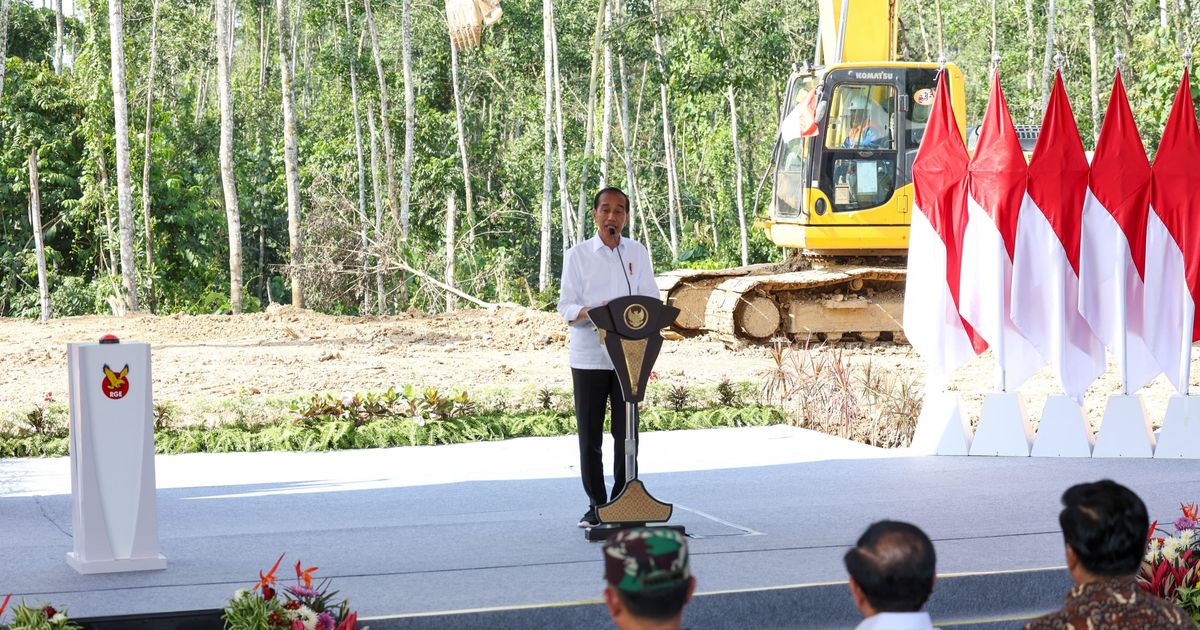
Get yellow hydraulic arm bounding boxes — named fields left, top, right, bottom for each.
left=817, top=0, right=901, bottom=65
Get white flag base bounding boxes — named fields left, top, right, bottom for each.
left=1154, top=395, right=1200, bottom=458
left=1092, top=394, right=1155, bottom=457
left=66, top=552, right=167, bottom=575
left=1031, top=395, right=1094, bottom=457
left=969, top=393, right=1033, bottom=456
left=910, top=392, right=971, bottom=455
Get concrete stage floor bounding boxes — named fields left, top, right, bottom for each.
left=3, top=425, right=1195, bottom=628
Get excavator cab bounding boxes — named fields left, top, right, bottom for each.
left=768, top=62, right=967, bottom=255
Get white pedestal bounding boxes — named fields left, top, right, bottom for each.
left=970, top=393, right=1033, bottom=457
left=1092, top=394, right=1155, bottom=458
left=1155, top=395, right=1200, bottom=458
left=910, top=392, right=971, bottom=456
left=1032, top=395, right=1094, bottom=457
left=66, top=341, right=167, bottom=574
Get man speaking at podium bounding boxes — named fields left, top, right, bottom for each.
left=558, top=187, right=659, bottom=528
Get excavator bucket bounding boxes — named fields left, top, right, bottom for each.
left=446, top=0, right=503, bottom=50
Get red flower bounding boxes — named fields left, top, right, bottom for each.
left=333, top=612, right=358, bottom=630
left=292, top=621, right=305, bottom=630
left=267, top=611, right=287, bottom=627
left=284, top=601, right=301, bottom=611
left=262, top=585, right=276, bottom=600
left=43, top=606, right=57, bottom=618
left=0, top=594, right=10, bottom=618
left=1148, top=520, right=1159, bottom=542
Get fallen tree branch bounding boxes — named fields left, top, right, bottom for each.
left=386, top=259, right=499, bottom=310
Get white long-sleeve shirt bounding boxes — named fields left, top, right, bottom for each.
left=557, top=235, right=658, bottom=369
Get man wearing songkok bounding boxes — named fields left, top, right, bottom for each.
left=1024, top=479, right=1191, bottom=629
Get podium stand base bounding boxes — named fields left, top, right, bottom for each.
left=585, top=523, right=686, bottom=542
left=66, top=552, right=167, bottom=575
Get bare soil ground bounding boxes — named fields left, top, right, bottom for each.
left=1, top=305, right=1194, bottom=433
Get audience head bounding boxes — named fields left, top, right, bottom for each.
left=843, top=520, right=936, bottom=616
left=1058, top=479, right=1149, bottom=580
left=603, top=527, right=695, bottom=629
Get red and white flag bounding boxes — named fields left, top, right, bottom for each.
left=904, top=70, right=988, bottom=384
left=961, top=71, right=1044, bottom=391
left=1010, top=71, right=1105, bottom=401
left=1145, top=70, right=1200, bottom=394
left=1078, top=70, right=1159, bottom=393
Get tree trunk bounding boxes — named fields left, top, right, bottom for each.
left=933, top=0, right=944, bottom=57
left=650, top=0, right=679, bottom=259
left=259, top=4, right=268, bottom=91
left=1024, top=0, right=1036, bottom=93
left=1042, top=0, right=1056, bottom=110
left=277, top=0, right=304, bottom=308
left=1161, top=0, right=1170, bottom=32
left=345, top=0, right=371, bottom=314
left=599, top=0, right=613, bottom=187
left=539, top=0, right=554, bottom=292
left=575, top=0, right=608, bottom=242
left=0, top=0, right=10, bottom=102
left=910, top=0, right=931, bottom=60
left=216, top=0, right=243, bottom=313
left=615, top=0, right=638, bottom=235
left=1086, top=0, right=1100, bottom=146
left=367, top=100, right=386, bottom=314
left=29, top=147, right=51, bottom=321
left=364, top=0, right=400, bottom=234
left=449, top=37, right=475, bottom=244
left=727, top=84, right=748, bottom=266
left=140, top=0, right=161, bottom=313
left=445, top=193, right=457, bottom=312
left=549, top=0, right=572, bottom=250
left=400, top=0, right=415, bottom=242
left=54, top=0, right=64, bottom=74
left=109, top=0, right=140, bottom=311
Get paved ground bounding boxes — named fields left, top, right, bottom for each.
left=3, top=426, right=1196, bottom=628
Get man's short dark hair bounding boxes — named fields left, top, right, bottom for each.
left=1059, top=479, right=1149, bottom=577
left=614, top=580, right=690, bottom=621
left=843, top=520, right=936, bottom=612
left=592, top=187, right=629, bottom=212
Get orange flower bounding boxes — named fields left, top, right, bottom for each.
left=294, top=560, right=318, bottom=589
left=1182, top=503, right=1198, bottom=522
left=253, top=553, right=285, bottom=592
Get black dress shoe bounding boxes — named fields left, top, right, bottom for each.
left=578, top=507, right=600, bottom=528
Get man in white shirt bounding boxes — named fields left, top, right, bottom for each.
left=844, top=521, right=939, bottom=630
left=557, top=187, right=659, bottom=528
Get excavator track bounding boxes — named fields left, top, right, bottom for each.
left=657, top=259, right=908, bottom=344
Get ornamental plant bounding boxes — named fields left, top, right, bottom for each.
left=222, top=555, right=361, bottom=630
left=0, top=595, right=81, bottom=630
left=1138, top=502, right=1200, bottom=625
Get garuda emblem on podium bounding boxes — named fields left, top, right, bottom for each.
left=623, top=304, right=648, bottom=330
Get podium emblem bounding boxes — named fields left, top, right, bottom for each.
left=102, top=364, right=130, bottom=400
left=623, top=304, right=648, bottom=330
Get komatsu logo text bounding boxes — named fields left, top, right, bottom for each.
left=848, top=71, right=894, bottom=81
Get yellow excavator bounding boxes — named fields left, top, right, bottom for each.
left=658, top=0, right=968, bottom=343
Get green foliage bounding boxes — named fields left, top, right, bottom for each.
left=4, top=599, right=81, bottom=630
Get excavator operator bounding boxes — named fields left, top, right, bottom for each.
left=842, top=94, right=889, bottom=150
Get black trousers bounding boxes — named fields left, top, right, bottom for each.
left=572, top=368, right=629, bottom=506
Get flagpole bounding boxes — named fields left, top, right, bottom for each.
left=1183, top=50, right=1193, bottom=400
left=990, top=55, right=1009, bottom=393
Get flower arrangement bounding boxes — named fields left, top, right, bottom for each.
left=1138, top=502, right=1200, bottom=624
left=0, top=594, right=82, bottom=630
left=223, top=554, right=362, bottom=630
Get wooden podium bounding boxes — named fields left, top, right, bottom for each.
left=584, top=295, right=684, bottom=541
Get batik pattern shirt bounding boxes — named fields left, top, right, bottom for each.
left=1022, top=576, right=1193, bottom=629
